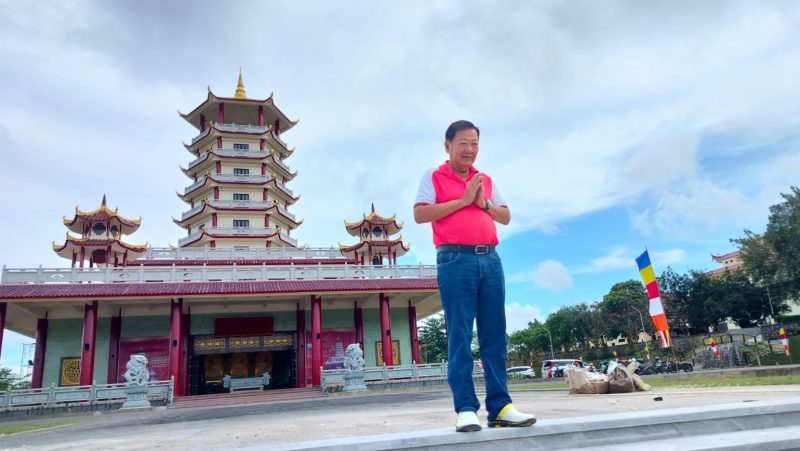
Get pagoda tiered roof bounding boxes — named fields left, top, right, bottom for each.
left=52, top=234, right=148, bottom=260
left=178, top=79, right=298, bottom=134
left=63, top=195, right=142, bottom=235
left=184, top=126, right=294, bottom=158
left=173, top=202, right=302, bottom=227
left=344, top=204, right=403, bottom=237
left=339, top=239, right=410, bottom=255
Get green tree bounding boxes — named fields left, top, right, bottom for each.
left=659, top=267, right=692, bottom=335
left=508, top=319, right=551, bottom=365
left=418, top=314, right=448, bottom=363
left=0, top=368, right=26, bottom=391
left=733, top=186, right=800, bottom=310
left=598, top=280, right=649, bottom=342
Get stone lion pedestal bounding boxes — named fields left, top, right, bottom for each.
left=121, top=354, right=152, bottom=409
left=342, top=343, right=367, bottom=393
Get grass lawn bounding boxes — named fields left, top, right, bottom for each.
left=0, top=421, right=74, bottom=435
left=508, top=373, right=800, bottom=391
left=646, top=374, right=800, bottom=388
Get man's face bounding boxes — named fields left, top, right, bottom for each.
left=444, top=128, right=479, bottom=173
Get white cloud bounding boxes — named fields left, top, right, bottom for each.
left=575, top=247, right=636, bottom=274
left=0, top=1, right=799, bottom=270
left=510, top=260, right=573, bottom=292
left=505, top=303, right=544, bottom=333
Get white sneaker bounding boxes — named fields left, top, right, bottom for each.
left=488, top=404, right=536, bottom=428
left=455, top=411, right=482, bottom=432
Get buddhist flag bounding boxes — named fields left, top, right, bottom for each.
left=708, top=335, right=720, bottom=359
left=636, top=250, right=671, bottom=348
left=779, top=326, right=789, bottom=356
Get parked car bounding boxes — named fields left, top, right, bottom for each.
left=506, top=366, right=535, bottom=379
left=541, top=359, right=585, bottom=378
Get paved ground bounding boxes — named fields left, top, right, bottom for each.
left=2, top=384, right=799, bottom=450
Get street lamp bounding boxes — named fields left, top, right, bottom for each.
left=544, top=326, right=555, bottom=359
left=630, top=306, right=646, bottom=343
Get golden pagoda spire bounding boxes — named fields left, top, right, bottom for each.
left=235, top=68, right=246, bottom=99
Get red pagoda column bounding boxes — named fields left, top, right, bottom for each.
left=296, top=304, right=306, bottom=388
left=31, top=317, right=48, bottom=389
left=169, top=299, right=184, bottom=396
left=408, top=301, right=420, bottom=364
left=310, top=295, right=322, bottom=386
left=79, top=301, right=98, bottom=386
left=0, top=303, right=6, bottom=361
left=106, top=313, right=121, bottom=384
left=218, top=103, right=224, bottom=123
left=258, top=106, right=264, bottom=127
left=181, top=307, right=191, bottom=396
left=354, top=302, right=364, bottom=352
left=380, top=293, right=393, bottom=366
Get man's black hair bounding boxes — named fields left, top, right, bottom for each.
left=445, top=120, right=480, bottom=142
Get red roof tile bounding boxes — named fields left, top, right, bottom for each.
left=0, top=278, right=438, bottom=300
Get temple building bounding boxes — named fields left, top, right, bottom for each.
left=0, top=74, right=439, bottom=397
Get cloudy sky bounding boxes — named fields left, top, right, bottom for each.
left=2, top=1, right=800, bottom=373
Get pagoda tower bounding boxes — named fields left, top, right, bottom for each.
left=340, top=204, right=409, bottom=265
left=175, top=72, right=302, bottom=249
left=53, top=195, right=147, bottom=267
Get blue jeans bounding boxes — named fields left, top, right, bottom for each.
left=437, top=249, right=512, bottom=420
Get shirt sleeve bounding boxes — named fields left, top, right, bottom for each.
left=491, top=181, right=507, bottom=207
left=414, top=168, right=436, bottom=206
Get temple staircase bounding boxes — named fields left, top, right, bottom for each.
left=170, top=387, right=323, bottom=409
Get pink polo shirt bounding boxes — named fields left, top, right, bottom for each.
left=414, top=162, right=507, bottom=247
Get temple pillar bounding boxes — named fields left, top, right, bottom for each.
left=258, top=106, right=264, bottom=127
left=310, top=295, right=322, bottom=386
left=354, top=302, right=364, bottom=352
left=380, top=293, right=393, bottom=366
left=79, top=301, right=98, bottom=386
left=181, top=307, right=191, bottom=396
left=199, top=113, right=206, bottom=132
left=106, top=312, right=121, bottom=384
left=0, top=303, right=6, bottom=362
left=218, top=103, right=224, bottom=123
left=408, top=302, right=420, bottom=364
left=79, top=247, right=85, bottom=269
left=169, top=299, right=184, bottom=396
left=296, top=304, right=306, bottom=388
left=31, top=317, right=48, bottom=389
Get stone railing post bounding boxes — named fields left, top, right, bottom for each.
left=90, top=380, right=97, bottom=404
left=382, top=364, right=389, bottom=383
left=412, top=361, right=418, bottom=380
left=48, top=384, right=56, bottom=405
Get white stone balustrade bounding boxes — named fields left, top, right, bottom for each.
left=143, top=246, right=344, bottom=260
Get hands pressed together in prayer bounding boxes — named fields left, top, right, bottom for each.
left=459, top=174, right=488, bottom=210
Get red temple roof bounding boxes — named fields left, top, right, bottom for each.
left=178, top=86, right=297, bottom=134
left=0, top=278, right=438, bottom=300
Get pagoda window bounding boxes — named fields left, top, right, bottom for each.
left=92, top=223, right=106, bottom=236
left=372, top=226, right=383, bottom=238
left=233, top=219, right=250, bottom=228
left=233, top=246, right=249, bottom=251
left=233, top=143, right=250, bottom=150
left=110, top=225, right=120, bottom=238
left=233, top=193, right=250, bottom=201
left=362, top=228, right=369, bottom=238
left=233, top=168, right=250, bottom=175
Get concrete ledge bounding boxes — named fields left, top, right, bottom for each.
left=265, top=398, right=800, bottom=451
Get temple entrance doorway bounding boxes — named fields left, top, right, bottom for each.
left=188, top=333, right=296, bottom=396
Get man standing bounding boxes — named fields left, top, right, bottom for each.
left=414, top=120, right=536, bottom=432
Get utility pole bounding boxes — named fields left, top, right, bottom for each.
left=544, top=327, right=555, bottom=359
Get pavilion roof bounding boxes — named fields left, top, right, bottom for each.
left=344, top=204, right=403, bottom=237
left=63, top=195, right=142, bottom=234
